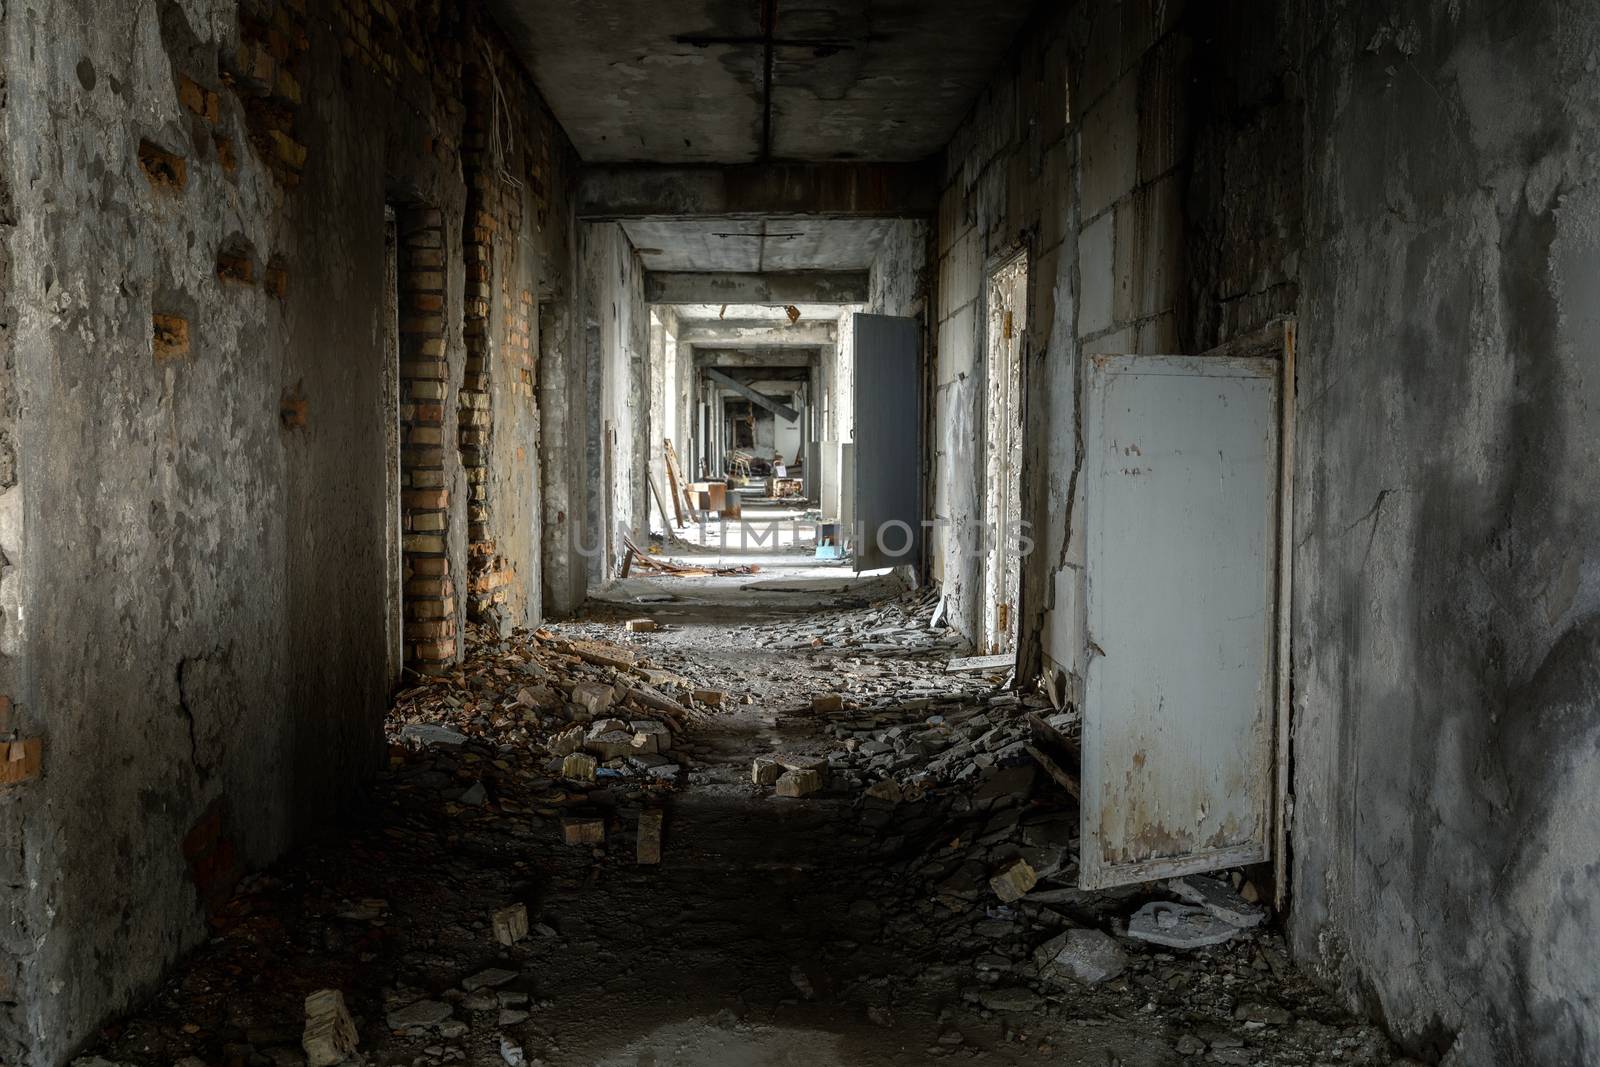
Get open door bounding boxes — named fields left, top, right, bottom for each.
left=1078, top=340, right=1290, bottom=890
left=852, top=314, right=921, bottom=571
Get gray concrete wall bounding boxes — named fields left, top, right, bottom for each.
left=578, top=222, right=648, bottom=579
left=929, top=0, right=1600, bottom=1061
left=0, top=2, right=578, bottom=1061
left=1289, top=2, right=1600, bottom=1061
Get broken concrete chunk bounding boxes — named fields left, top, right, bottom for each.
left=399, top=723, right=467, bottom=747
left=548, top=724, right=585, bottom=756
left=692, top=688, right=725, bottom=706
left=462, top=967, right=518, bottom=991
left=862, top=778, right=903, bottom=803
left=988, top=858, right=1037, bottom=903
left=1033, top=928, right=1128, bottom=986
left=302, top=989, right=358, bottom=1067
left=500, top=1035, right=527, bottom=1067
left=751, top=756, right=785, bottom=785
left=562, top=815, right=606, bottom=845
left=774, top=768, right=823, bottom=797
left=1127, top=901, right=1240, bottom=949
left=571, top=680, right=614, bottom=716
left=636, top=809, right=663, bottom=864
left=492, top=903, right=529, bottom=946
left=561, top=752, right=598, bottom=781
left=583, top=728, right=636, bottom=761
left=976, top=987, right=1043, bottom=1012
left=386, top=998, right=453, bottom=1031
left=1168, top=874, right=1266, bottom=928
left=630, top=720, right=672, bottom=754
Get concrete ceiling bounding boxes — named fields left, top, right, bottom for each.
left=622, top=218, right=893, bottom=271
left=484, top=0, right=1041, bottom=163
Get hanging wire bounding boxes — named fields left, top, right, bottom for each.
left=481, top=43, right=523, bottom=190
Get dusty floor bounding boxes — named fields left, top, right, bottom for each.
left=78, top=506, right=1403, bottom=1067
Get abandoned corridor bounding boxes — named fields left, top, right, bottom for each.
left=0, top=1, right=1595, bottom=1067
left=75, top=534, right=1392, bottom=1067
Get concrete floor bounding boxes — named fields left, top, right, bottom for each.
left=76, top=531, right=1398, bottom=1067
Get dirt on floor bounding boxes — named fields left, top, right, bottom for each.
left=76, top=567, right=1404, bottom=1067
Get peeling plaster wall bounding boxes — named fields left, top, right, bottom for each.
left=578, top=221, right=648, bottom=580
left=0, top=1, right=576, bottom=1061
left=930, top=0, right=1600, bottom=1060
left=1289, top=2, right=1600, bottom=1062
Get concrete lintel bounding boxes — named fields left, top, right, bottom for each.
left=580, top=163, right=938, bottom=220
left=646, top=271, right=869, bottom=305
left=694, top=349, right=820, bottom=368
left=704, top=367, right=801, bottom=422
left=681, top=323, right=837, bottom=346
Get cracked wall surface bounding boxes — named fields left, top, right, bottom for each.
left=1289, top=2, right=1600, bottom=1061
left=0, top=1, right=578, bottom=1061
left=929, top=1, right=1600, bottom=1062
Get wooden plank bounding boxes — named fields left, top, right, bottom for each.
left=646, top=470, right=673, bottom=530
left=662, top=439, right=687, bottom=527
left=945, top=653, right=1015, bottom=673
left=1025, top=743, right=1080, bottom=800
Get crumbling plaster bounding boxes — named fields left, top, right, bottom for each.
left=579, top=221, right=649, bottom=581
left=1289, top=1, right=1600, bottom=1061
left=927, top=0, right=1600, bottom=1062
left=0, top=0, right=581, bottom=1061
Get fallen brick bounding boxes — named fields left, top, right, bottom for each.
left=302, top=989, right=357, bottom=1067
left=636, top=809, right=663, bottom=865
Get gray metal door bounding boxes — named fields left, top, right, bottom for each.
left=852, top=314, right=921, bottom=570
left=1079, top=353, right=1281, bottom=889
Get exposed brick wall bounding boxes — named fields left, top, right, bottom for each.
left=458, top=31, right=562, bottom=628
left=397, top=208, right=456, bottom=671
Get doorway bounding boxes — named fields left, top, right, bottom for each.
left=981, top=253, right=1027, bottom=654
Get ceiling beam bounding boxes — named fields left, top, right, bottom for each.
left=694, top=349, right=819, bottom=368
left=579, top=163, right=938, bottom=220
left=704, top=367, right=801, bottom=422
left=647, top=271, right=867, bottom=305
left=681, top=322, right=836, bottom=346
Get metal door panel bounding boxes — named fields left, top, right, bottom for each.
left=853, top=314, right=921, bottom=570
left=1080, top=354, right=1280, bottom=889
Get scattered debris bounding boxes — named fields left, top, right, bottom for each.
left=1127, top=901, right=1242, bottom=949
left=1170, top=874, right=1267, bottom=928
left=774, top=768, right=823, bottom=797
left=301, top=989, right=357, bottom=1067
left=562, top=815, right=606, bottom=845
left=989, top=858, right=1037, bottom=902
left=637, top=809, right=663, bottom=864
left=492, top=903, right=529, bottom=945
left=1032, top=928, right=1128, bottom=986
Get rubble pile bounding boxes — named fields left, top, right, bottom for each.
left=387, top=624, right=740, bottom=791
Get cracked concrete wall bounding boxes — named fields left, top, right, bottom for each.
left=537, top=200, right=585, bottom=617
left=933, top=0, right=1600, bottom=1060
left=0, top=1, right=577, bottom=1061
left=578, top=221, right=648, bottom=581
left=1289, top=2, right=1600, bottom=1062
